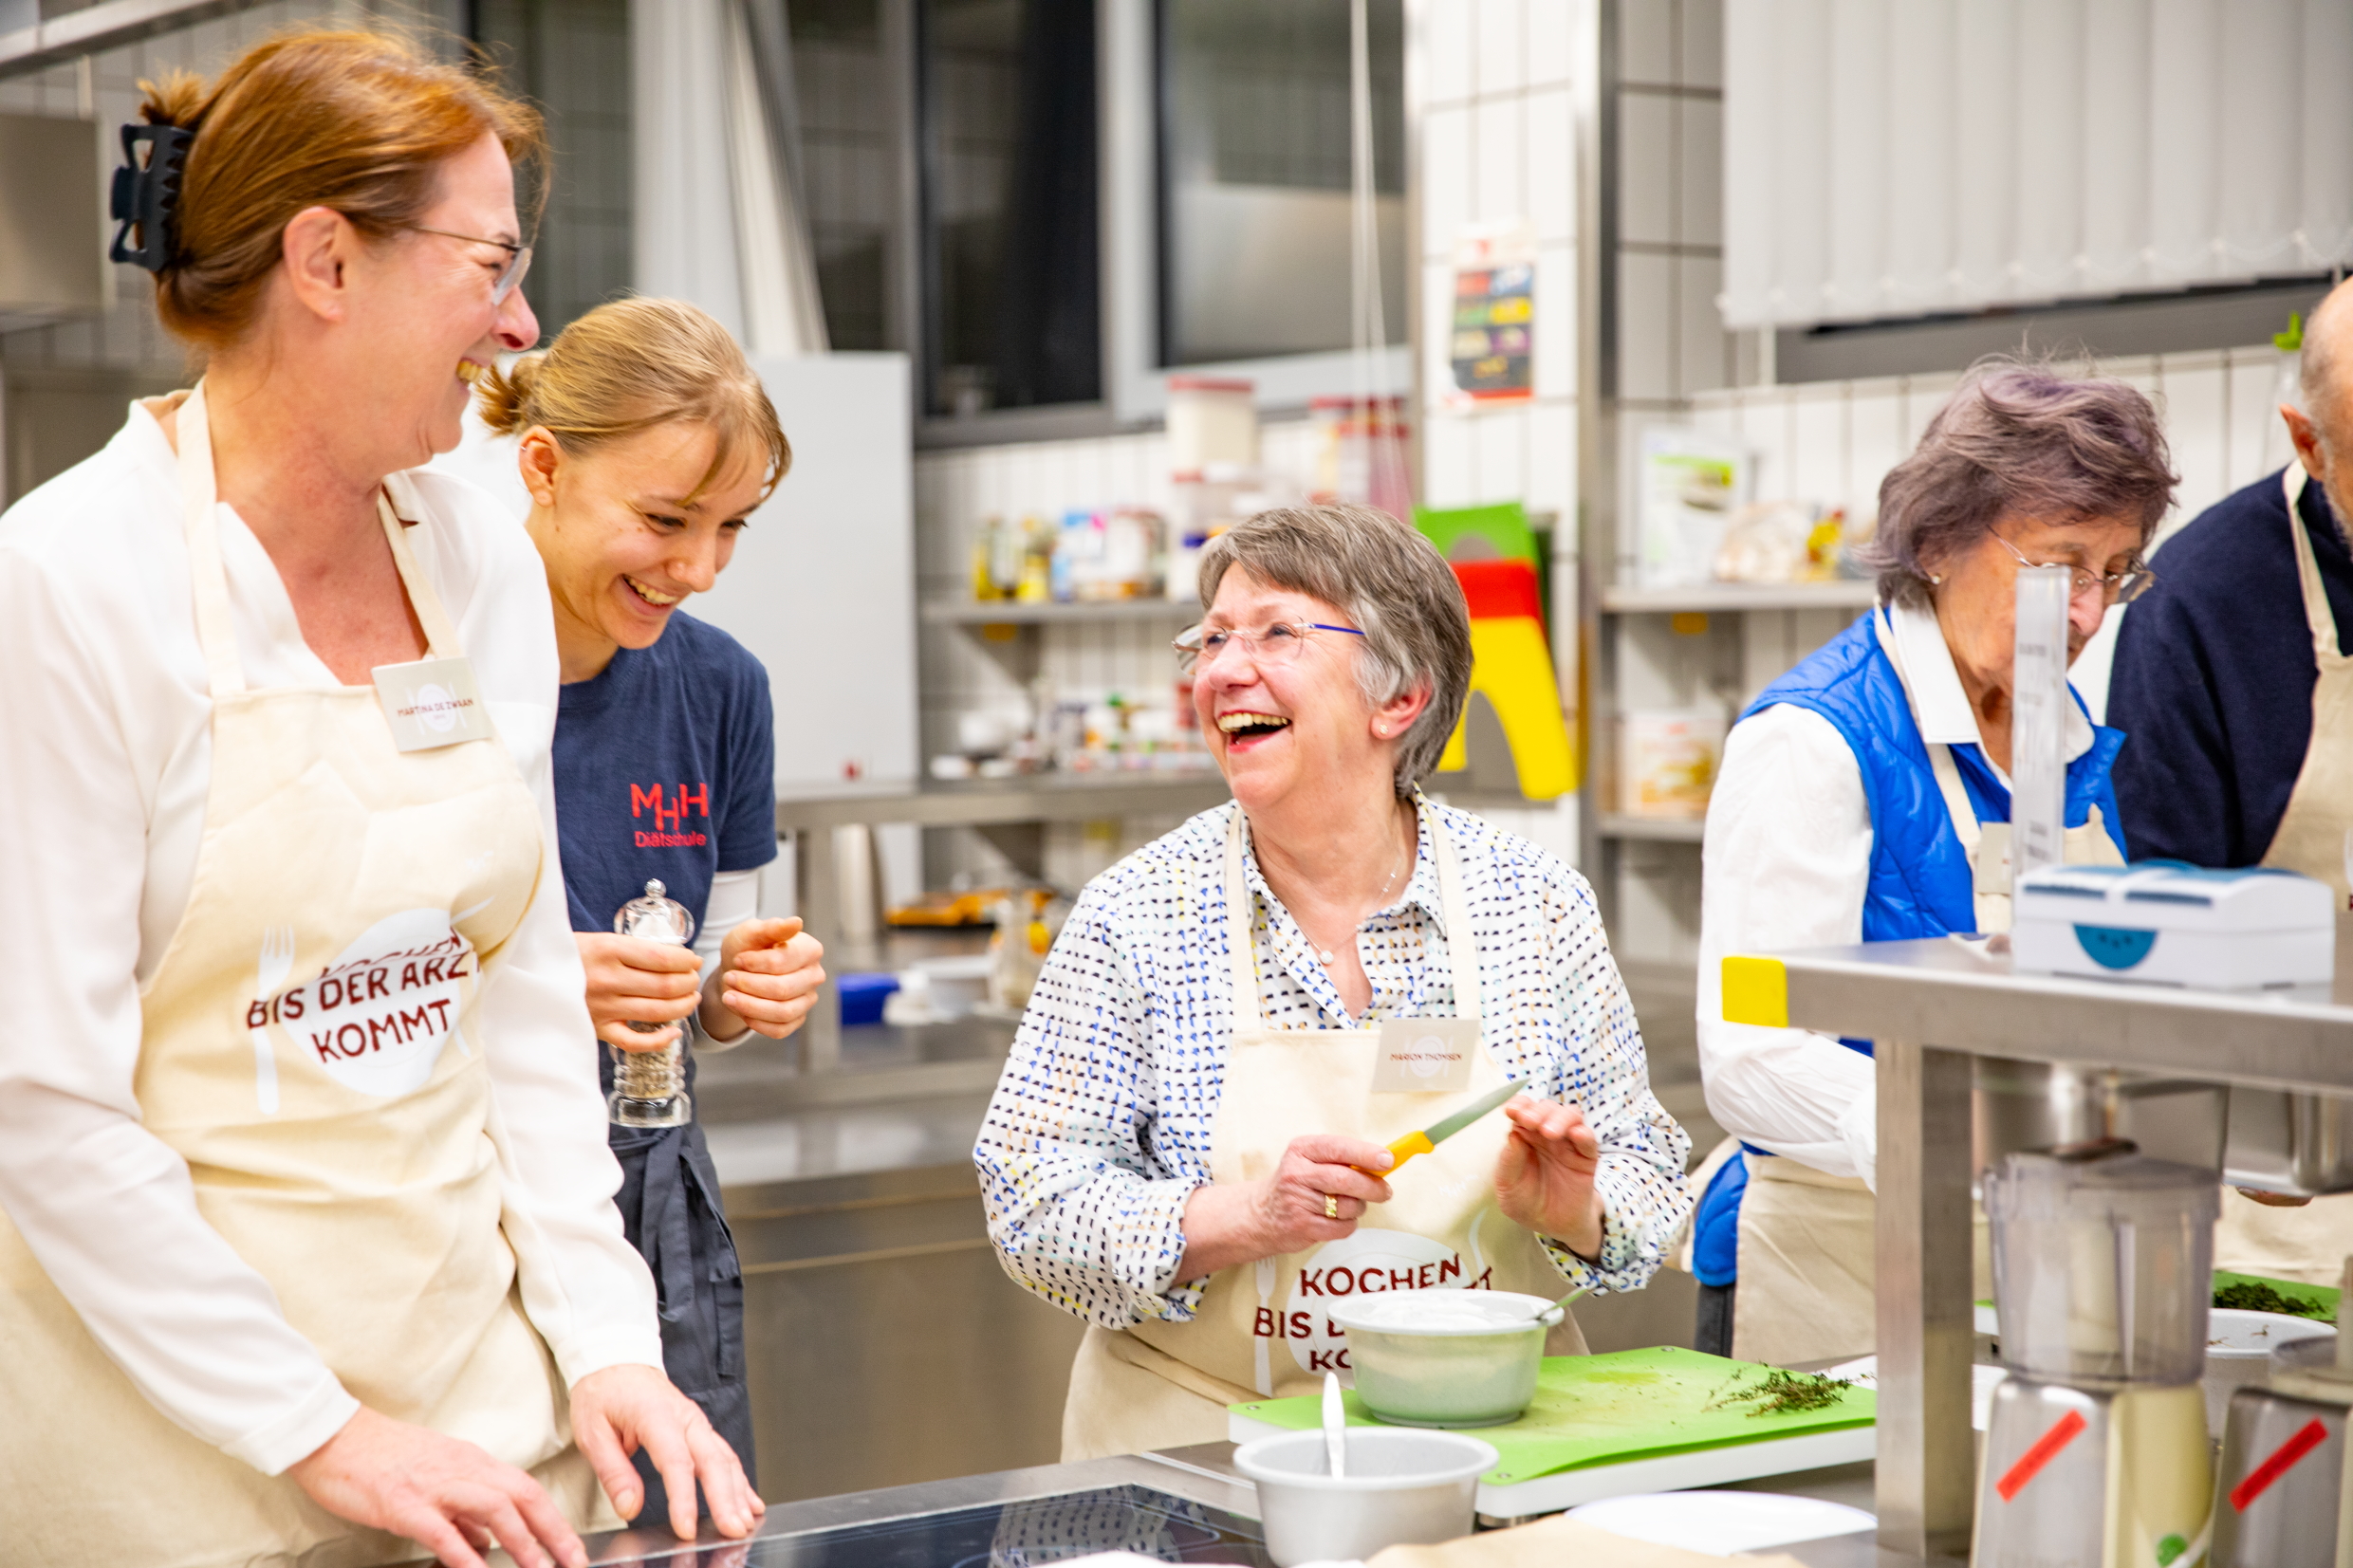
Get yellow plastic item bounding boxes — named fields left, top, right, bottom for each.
left=1719, top=955, right=1788, bottom=1027
left=1436, top=618, right=1577, bottom=798
left=1380, top=1129, right=1436, bottom=1174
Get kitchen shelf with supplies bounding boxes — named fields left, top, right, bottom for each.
left=1598, top=812, right=1705, bottom=844
left=774, top=775, right=1232, bottom=1073
left=1728, top=936, right=2353, bottom=1561
left=922, top=596, right=1203, bottom=626
left=1597, top=580, right=1877, bottom=615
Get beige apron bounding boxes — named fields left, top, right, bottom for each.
left=1731, top=607, right=2108, bottom=1366
left=2219, top=461, right=2353, bottom=1280
left=1060, top=810, right=1588, bottom=1460
left=0, top=384, right=609, bottom=1568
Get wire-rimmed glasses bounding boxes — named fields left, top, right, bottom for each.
left=405, top=224, right=534, bottom=304
left=1991, top=531, right=2156, bottom=604
left=1173, top=619, right=1366, bottom=673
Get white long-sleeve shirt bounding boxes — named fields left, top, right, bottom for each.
left=0, top=403, right=662, bottom=1476
left=1695, top=600, right=2096, bottom=1189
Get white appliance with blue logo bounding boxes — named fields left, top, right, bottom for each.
left=2012, top=864, right=2333, bottom=990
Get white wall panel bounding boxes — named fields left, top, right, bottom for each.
left=1475, top=0, right=1528, bottom=97
left=1724, top=0, right=2353, bottom=327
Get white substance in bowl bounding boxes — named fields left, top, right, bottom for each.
left=1336, top=1291, right=1544, bottom=1335
left=1325, top=1291, right=1559, bottom=1427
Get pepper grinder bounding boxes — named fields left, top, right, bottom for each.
left=610, top=879, right=695, bottom=1128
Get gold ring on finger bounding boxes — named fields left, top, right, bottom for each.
left=1325, top=1192, right=1340, bottom=1220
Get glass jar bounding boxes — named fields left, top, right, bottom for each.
left=609, top=879, right=695, bottom=1128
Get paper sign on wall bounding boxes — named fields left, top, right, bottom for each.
left=1448, top=225, right=1536, bottom=405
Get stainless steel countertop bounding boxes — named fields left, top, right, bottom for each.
left=1769, top=935, right=2353, bottom=1094
left=571, top=1445, right=1901, bottom=1566
left=694, top=1015, right=1010, bottom=1190
left=577, top=1447, right=1258, bottom=1564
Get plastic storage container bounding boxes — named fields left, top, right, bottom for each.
left=1985, top=1149, right=2219, bottom=1385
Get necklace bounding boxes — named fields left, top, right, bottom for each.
left=1315, top=813, right=1415, bottom=966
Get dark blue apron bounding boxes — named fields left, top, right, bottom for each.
left=603, top=1046, right=753, bottom=1520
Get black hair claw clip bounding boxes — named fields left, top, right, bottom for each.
left=108, top=122, right=194, bottom=272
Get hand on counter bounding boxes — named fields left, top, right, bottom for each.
left=1174, top=1134, right=1396, bottom=1282
left=286, top=1405, right=587, bottom=1568
left=576, top=933, right=701, bottom=1051
left=1494, top=1096, right=1605, bottom=1262
left=570, top=1363, right=764, bottom=1541
left=699, top=917, right=825, bottom=1043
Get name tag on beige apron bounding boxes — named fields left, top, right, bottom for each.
left=1371, top=1016, right=1481, bottom=1093
left=372, top=655, right=493, bottom=751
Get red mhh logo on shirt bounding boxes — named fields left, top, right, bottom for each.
left=633, top=783, right=711, bottom=847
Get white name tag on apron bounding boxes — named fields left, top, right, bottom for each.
left=371, top=656, right=493, bottom=752
left=1371, top=1016, right=1481, bottom=1093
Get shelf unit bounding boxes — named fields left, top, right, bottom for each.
left=777, top=774, right=1232, bottom=1072
left=1597, top=581, right=1876, bottom=615
left=1582, top=575, right=1873, bottom=971
left=920, top=597, right=1201, bottom=625
left=1597, top=811, right=1705, bottom=844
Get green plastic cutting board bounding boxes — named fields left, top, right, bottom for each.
left=1230, top=1345, right=1875, bottom=1485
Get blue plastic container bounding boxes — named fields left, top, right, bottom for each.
left=837, top=971, right=900, bottom=1027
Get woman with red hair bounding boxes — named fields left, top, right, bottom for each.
left=0, top=28, right=755, bottom=1568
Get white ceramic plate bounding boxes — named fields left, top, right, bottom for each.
left=1565, top=1490, right=1876, bottom=1557
left=1824, top=1356, right=2009, bottom=1432
left=2207, top=1307, right=2335, bottom=1360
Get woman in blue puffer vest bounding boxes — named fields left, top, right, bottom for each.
left=1690, top=360, right=2177, bottom=1365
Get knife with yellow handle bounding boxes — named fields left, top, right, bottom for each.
left=1363, top=1080, right=1525, bottom=1175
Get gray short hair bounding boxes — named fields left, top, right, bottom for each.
left=1196, top=504, right=1473, bottom=796
left=1862, top=358, right=2177, bottom=606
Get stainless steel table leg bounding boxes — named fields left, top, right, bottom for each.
left=1876, top=1038, right=1975, bottom=1559
left=795, top=828, right=842, bottom=1074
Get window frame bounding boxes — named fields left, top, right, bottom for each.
left=1095, top=0, right=1409, bottom=428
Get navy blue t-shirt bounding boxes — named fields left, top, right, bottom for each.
left=553, top=611, right=778, bottom=943
left=2108, top=470, right=2353, bottom=867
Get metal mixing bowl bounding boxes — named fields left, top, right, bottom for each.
left=1327, top=1288, right=1564, bottom=1428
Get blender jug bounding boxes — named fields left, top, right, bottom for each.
left=1986, top=1148, right=2218, bottom=1385
left=609, top=879, right=695, bottom=1128
left=1973, top=1149, right=2218, bottom=1568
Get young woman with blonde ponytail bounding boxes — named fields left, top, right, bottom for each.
left=475, top=296, right=823, bottom=1528
left=0, top=27, right=756, bottom=1568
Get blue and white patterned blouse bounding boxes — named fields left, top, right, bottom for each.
left=974, top=797, right=1695, bottom=1331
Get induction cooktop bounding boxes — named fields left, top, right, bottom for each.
left=601, top=1485, right=1272, bottom=1568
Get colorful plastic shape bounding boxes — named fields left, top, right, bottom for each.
left=1415, top=502, right=1542, bottom=574
left=1437, top=558, right=1576, bottom=800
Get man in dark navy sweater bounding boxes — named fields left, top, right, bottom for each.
left=2108, top=277, right=2353, bottom=1282
left=2106, top=433, right=2353, bottom=866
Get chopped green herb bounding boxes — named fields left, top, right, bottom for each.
left=2214, top=1281, right=2332, bottom=1320
left=1706, top=1368, right=1854, bottom=1418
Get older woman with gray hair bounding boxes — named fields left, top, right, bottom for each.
left=976, top=502, right=1693, bottom=1460
left=1693, top=360, right=2176, bottom=1367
